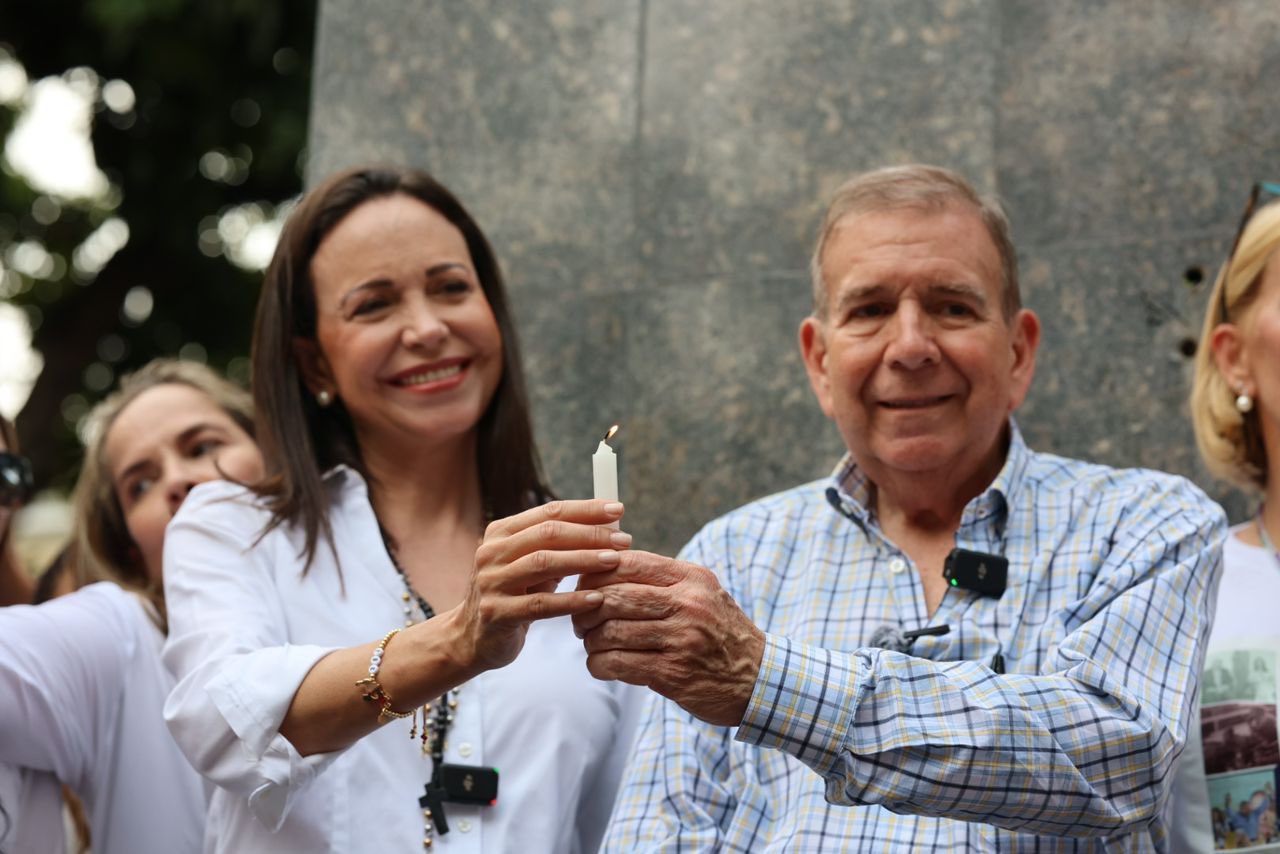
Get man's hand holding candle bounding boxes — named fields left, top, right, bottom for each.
left=572, top=552, right=765, bottom=727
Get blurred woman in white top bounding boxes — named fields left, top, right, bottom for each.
left=0, top=359, right=265, bottom=853
left=1174, top=184, right=1280, bottom=851
left=0, top=414, right=33, bottom=608
left=162, top=165, right=641, bottom=853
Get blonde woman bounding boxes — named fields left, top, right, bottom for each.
left=0, top=360, right=264, bottom=852
left=1182, top=183, right=1280, bottom=851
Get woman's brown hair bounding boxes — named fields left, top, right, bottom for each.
left=73, top=358, right=255, bottom=624
left=251, top=165, right=551, bottom=569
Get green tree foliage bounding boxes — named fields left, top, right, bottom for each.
left=1, top=0, right=315, bottom=488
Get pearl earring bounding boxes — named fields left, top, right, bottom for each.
left=1235, top=387, right=1254, bottom=414
left=316, top=389, right=333, bottom=407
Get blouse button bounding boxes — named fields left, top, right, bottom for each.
left=458, top=742, right=473, bottom=758
left=889, top=558, right=907, bottom=575
left=459, top=819, right=473, bottom=833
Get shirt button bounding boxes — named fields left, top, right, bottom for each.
left=459, top=819, right=473, bottom=833
left=889, top=558, right=907, bottom=575
left=457, top=742, right=473, bottom=758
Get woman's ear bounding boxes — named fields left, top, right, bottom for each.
left=292, top=337, right=334, bottom=398
left=1209, top=323, right=1251, bottom=393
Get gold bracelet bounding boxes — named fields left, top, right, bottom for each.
left=355, top=629, right=415, bottom=723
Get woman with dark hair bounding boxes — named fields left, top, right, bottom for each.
left=0, top=361, right=265, bottom=853
left=162, top=165, right=641, bottom=852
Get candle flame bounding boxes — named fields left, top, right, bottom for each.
left=604, top=424, right=619, bottom=442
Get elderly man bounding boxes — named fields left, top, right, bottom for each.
left=576, top=164, right=1224, bottom=850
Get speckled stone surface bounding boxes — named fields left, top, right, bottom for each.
left=309, top=1, right=643, bottom=294
left=311, top=0, right=1276, bottom=553
left=637, top=0, right=996, bottom=283
left=996, top=1, right=1280, bottom=248
left=1017, top=233, right=1249, bottom=522
left=994, top=0, right=1280, bottom=523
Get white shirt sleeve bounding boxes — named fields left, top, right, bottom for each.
left=0, top=583, right=136, bottom=790
left=162, top=484, right=344, bottom=831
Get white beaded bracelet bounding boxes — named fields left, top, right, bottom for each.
left=354, top=629, right=414, bottom=723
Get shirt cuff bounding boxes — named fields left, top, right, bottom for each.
left=206, top=644, right=345, bottom=830
left=734, top=634, right=866, bottom=778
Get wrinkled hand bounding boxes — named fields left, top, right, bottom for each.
left=453, top=499, right=630, bottom=675
left=573, top=552, right=765, bottom=726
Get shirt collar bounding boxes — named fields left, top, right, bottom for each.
left=826, top=419, right=1029, bottom=528
left=322, top=463, right=366, bottom=494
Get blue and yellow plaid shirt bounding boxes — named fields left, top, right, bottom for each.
left=604, top=425, right=1225, bottom=852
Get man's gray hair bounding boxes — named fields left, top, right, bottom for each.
left=809, top=164, right=1020, bottom=320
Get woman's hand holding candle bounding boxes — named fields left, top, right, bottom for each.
left=453, top=499, right=629, bottom=673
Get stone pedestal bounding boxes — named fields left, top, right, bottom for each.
left=311, top=1, right=1279, bottom=553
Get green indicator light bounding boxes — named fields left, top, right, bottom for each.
left=950, top=578, right=958, bottom=586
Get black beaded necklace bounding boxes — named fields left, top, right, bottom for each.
left=377, top=524, right=460, bottom=849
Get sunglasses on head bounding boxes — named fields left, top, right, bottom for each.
left=0, top=451, right=35, bottom=510
left=1218, top=180, right=1280, bottom=323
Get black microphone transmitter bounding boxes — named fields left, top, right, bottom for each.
left=942, top=548, right=1008, bottom=597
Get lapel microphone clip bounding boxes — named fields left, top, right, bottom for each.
left=868, top=623, right=950, bottom=654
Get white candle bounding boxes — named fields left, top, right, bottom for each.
left=593, top=425, right=620, bottom=529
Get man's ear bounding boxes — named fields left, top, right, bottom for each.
left=1209, top=323, right=1251, bottom=392
left=292, top=337, right=334, bottom=399
left=1007, top=308, right=1040, bottom=411
left=799, top=316, right=835, bottom=419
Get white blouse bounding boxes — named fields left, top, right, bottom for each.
left=0, top=762, right=64, bottom=854
left=0, top=582, right=206, bottom=854
left=163, top=468, right=644, bottom=854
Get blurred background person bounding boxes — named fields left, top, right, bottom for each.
left=162, top=165, right=641, bottom=853
left=1, top=421, right=89, bottom=853
left=1182, top=182, right=1280, bottom=851
left=0, top=359, right=264, bottom=852
left=0, top=416, right=35, bottom=606
left=32, top=543, right=80, bottom=605
left=0, top=411, right=52, bottom=854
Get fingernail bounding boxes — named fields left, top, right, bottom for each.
left=584, top=591, right=604, bottom=604
left=610, top=531, right=633, bottom=547
left=604, top=502, right=624, bottom=516
left=597, top=550, right=620, bottom=565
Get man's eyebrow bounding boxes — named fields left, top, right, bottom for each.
left=832, top=283, right=891, bottom=316
left=928, top=282, right=988, bottom=307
